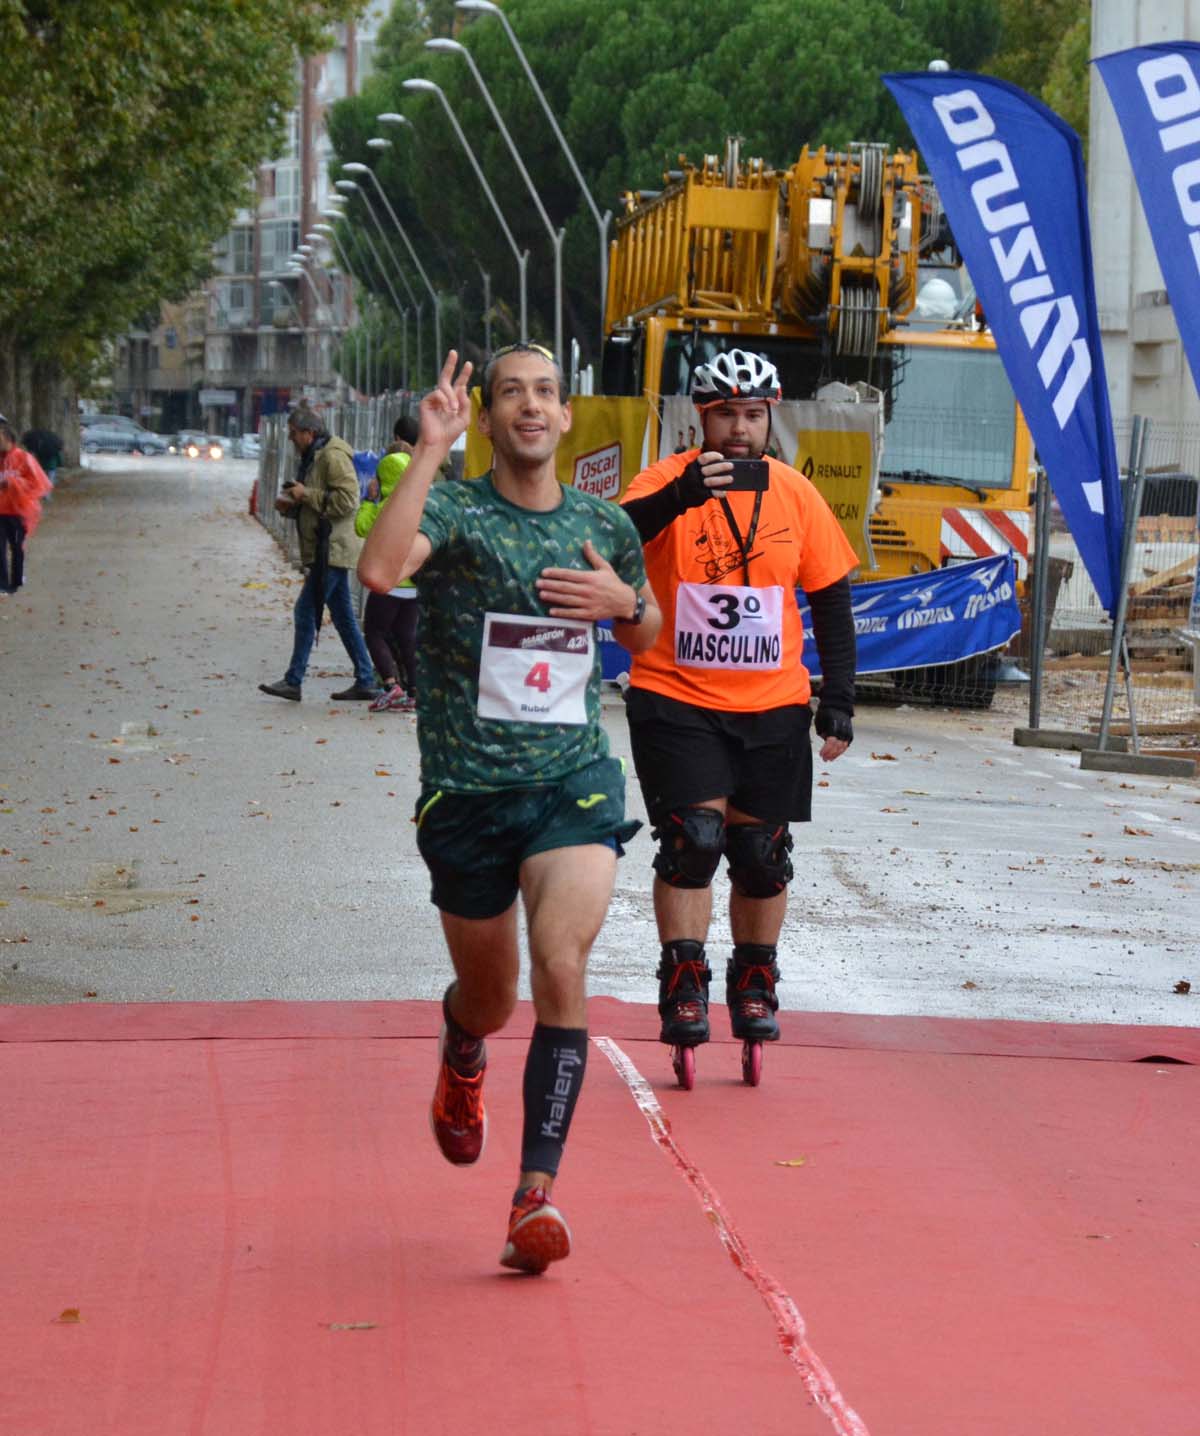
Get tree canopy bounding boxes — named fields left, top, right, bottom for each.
left=0, top=0, right=360, bottom=377
left=326, top=0, right=1005, bottom=365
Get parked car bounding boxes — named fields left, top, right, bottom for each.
left=233, top=433, right=261, bottom=460
left=80, top=412, right=140, bottom=432
left=169, top=431, right=226, bottom=460
left=81, top=423, right=167, bottom=455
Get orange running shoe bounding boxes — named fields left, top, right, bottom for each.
left=429, top=1028, right=487, bottom=1165
left=499, top=1187, right=572, bottom=1274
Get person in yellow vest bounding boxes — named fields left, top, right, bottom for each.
left=356, top=416, right=421, bottom=712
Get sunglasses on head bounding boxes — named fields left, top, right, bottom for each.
left=488, top=342, right=558, bottom=365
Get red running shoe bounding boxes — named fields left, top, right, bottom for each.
left=369, top=683, right=404, bottom=713
left=429, top=1028, right=487, bottom=1165
left=499, top=1187, right=571, bottom=1274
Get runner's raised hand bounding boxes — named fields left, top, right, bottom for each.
left=418, top=350, right=474, bottom=453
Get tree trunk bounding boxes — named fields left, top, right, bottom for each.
left=0, top=338, right=81, bottom=463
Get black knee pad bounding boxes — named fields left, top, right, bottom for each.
left=725, top=822, right=793, bottom=898
left=652, top=806, right=726, bottom=889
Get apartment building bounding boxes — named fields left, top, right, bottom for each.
left=112, top=6, right=387, bottom=436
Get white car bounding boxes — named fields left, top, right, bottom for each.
left=234, top=433, right=262, bottom=460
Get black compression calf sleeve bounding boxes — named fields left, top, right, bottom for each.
left=520, top=1024, right=589, bottom=1177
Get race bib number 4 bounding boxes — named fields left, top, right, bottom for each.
left=477, top=613, right=593, bottom=725
left=675, top=583, right=784, bottom=670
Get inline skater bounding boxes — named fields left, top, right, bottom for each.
left=620, top=349, right=858, bottom=1084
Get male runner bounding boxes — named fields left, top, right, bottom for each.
left=620, top=348, right=858, bottom=1053
left=359, top=345, right=659, bottom=1272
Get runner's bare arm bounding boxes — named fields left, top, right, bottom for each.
left=358, top=351, right=472, bottom=592
left=537, top=541, right=661, bottom=653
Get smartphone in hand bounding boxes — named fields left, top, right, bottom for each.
left=725, top=458, right=769, bottom=491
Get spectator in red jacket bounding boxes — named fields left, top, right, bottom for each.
left=0, top=417, right=52, bottom=593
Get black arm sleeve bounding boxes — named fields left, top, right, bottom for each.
left=621, top=460, right=710, bottom=543
left=806, top=575, right=856, bottom=714
left=620, top=483, right=684, bottom=543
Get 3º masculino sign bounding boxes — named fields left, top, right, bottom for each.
left=884, top=70, right=1124, bottom=617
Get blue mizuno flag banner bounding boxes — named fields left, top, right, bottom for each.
left=600, top=556, right=1021, bottom=682
left=799, top=554, right=1020, bottom=678
left=1095, top=44, right=1200, bottom=401
left=884, top=71, right=1124, bottom=615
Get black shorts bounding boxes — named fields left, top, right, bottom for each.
left=414, top=756, right=641, bottom=920
left=625, top=688, right=813, bottom=825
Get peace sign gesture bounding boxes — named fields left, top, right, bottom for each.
left=418, top=350, right=474, bottom=454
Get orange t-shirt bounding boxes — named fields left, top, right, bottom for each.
left=622, top=450, right=857, bottom=711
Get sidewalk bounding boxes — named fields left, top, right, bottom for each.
left=1, top=458, right=1198, bottom=1433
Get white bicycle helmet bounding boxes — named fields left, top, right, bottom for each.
left=691, top=348, right=782, bottom=407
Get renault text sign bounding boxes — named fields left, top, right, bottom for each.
left=885, top=71, right=1124, bottom=614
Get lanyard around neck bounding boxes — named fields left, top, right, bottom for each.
left=717, top=489, right=764, bottom=588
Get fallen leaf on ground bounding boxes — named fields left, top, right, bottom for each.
left=1123, top=826, right=1151, bottom=837
left=774, top=1158, right=807, bottom=1167
left=323, top=1321, right=377, bottom=1331
left=871, top=752, right=897, bottom=761
left=1174, top=980, right=1191, bottom=995
left=53, top=1309, right=82, bottom=1324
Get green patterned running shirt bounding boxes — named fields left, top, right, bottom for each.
left=414, top=473, right=647, bottom=792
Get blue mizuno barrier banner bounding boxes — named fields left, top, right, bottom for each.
left=884, top=71, right=1124, bottom=615
left=799, top=555, right=1020, bottom=678
left=1095, top=44, right=1200, bottom=401
left=600, top=554, right=1020, bottom=681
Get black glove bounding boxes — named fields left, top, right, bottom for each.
left=673, top=458, right=711, bottom=511
left=814, top=706, right=854, bottom=745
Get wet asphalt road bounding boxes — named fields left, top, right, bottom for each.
left=1, top=455, right=1197, bottom=1026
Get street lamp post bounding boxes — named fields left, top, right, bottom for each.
left=401, top=78, right=529, bottom=343
left=317, top=224, right=406, bottom=392
left=310, top=228, right=363, bottom=396
left=425, top=37, right=564, bottom=359
left=288, top=253, right=326, bottom=312
left=477, top=261, right=492, bottom=352
left=456, top=0, right=611, bottom=352
left=288, top=261, right=324, bottom=394
left=315, top=219, right=410, bottom=391
left=304, top=238, right=359, bottom=400
left=343, top=154, right=443, bottom=379
left=298, top=247, right=345, bottom=401
left=319, top=211, right=373, bottom=397
left=333, top=179, right=417, bottom=390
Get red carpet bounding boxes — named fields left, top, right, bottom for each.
left=2, top=1001, right=1196, bottom=1435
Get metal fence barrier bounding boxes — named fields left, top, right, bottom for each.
left=251, top=396, right=418, bottom=617
left=245, top=400, right=1199, bottom=739
left=1028, top=417, right=1199, bottom=739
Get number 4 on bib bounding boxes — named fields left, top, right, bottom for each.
left=525, top=661, right=551, bottom=694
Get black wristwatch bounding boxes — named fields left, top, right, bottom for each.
left=624, top=591, right=647, bottom=625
